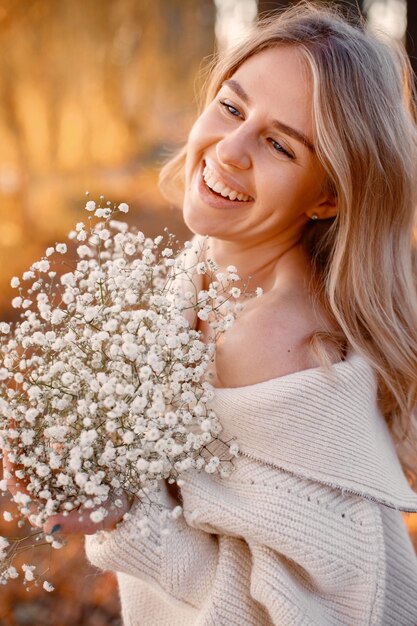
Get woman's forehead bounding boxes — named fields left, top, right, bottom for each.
left=221, top=47, right=314, bottom=136
left=231, top=45, right=311, bottom=85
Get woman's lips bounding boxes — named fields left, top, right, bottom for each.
left=197, top=162, right=254, bottom=209
left=204, top=158, right=253, bottom=199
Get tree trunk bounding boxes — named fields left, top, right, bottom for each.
left=335, top=0, right=364, bottom=18
left=257, top=0, right=291, bottom=18
left=406, top=0, right=417, bottom=82
left=257, top=0, right=364, bottom=19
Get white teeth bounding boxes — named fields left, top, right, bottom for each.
left=202, top=165, right=251, bottom=202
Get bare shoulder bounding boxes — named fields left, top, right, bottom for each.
left=213, top=291, right=342, bottom=388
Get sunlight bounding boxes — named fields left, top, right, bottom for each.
left=214, top=0, right=258, bottom=49
left=365, top=0, right=407, bottom=40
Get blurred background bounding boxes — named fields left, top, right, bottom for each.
left=0, top=1, right=416, bottom=624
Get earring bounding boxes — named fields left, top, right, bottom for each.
left=310, top=213, right=318, bottom=220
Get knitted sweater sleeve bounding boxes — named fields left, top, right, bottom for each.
left=85, top=478, right=219, bottom=609
left=85, top=459, right=391, bottom=625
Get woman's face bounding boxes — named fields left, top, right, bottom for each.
left=183, top=45, right=335, bottom=244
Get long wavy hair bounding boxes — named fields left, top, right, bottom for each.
left=159, top=1, right=417, bottom=485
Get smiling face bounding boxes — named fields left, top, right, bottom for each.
left=183, top=45, right=336, bottom=245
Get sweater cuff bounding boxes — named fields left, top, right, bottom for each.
left=85, top=480, right=179, bottom=586
left=85, top=478, right=219, bottom=608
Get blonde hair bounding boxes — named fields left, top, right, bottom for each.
left=159, top=1, right=417, bottom=484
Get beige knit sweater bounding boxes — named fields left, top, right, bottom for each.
left=86, top=349, right=417, bottom=625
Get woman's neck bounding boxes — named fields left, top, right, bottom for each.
left=204, top=236, right=312, bottom=295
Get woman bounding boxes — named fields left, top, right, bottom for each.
left=46, top=2, right=417, bottom=624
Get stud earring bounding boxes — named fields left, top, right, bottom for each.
left=310, top=213, right=318, bottom=220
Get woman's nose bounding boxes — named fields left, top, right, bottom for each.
left=215, top=127, right=252, bottom=170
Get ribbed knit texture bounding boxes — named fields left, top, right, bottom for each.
left=86, top=350, right=417, bottom=625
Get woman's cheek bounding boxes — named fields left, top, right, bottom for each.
left=189, top=107, right=221, bottom=149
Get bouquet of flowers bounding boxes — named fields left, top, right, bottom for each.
left=0, top=196, right=246, bottom=589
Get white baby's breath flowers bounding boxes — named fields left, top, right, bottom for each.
left=22, top=563, right=35, bottom=582
left=6, top=566, right=18, bottom=580
left=230, top=287, right=241, bottom=299
left=43, top=580, right=55, bottom=592
left=0, top=195, right=251, bottom=591
left=0, top=537, right=9, bottom=560
left=229, top=442, right=240, bottom=457
left=90, top=507, right=107, bottom=523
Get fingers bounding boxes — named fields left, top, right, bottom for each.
left=3, top=429, right=135, bottom=536
left=43, top=493, right=133, bottom=536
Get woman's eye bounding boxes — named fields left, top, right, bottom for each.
left=269, top=138, right=294, bottom=160
left=220, top=100, right=241, bottom=117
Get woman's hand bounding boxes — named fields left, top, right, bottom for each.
left=42, top=492, right=133, bottom=536
left=2, top=447, right=133, bottom=536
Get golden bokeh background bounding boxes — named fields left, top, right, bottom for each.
left=0, top=0, right=217, bottom=318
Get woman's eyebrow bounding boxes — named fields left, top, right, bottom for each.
left=223, top=79, right=252, bottom=105
left=222, top=78, right=315, bottom=153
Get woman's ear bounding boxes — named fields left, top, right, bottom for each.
left=317, top=196, right=337, bottom=219
left=307, top=191, right=337, bottom=220
left=311, top=176, right=338, bottom=220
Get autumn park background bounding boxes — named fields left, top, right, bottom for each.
left=0, top=1, right=416, bottom=624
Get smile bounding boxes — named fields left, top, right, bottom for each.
left=202, top=163, right=253, bottom=202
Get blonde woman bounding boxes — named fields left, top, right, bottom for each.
left=46, top=2, right=417, bottom=624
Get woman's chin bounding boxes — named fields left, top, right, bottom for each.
left=183, top=207, right=218, bottom=238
